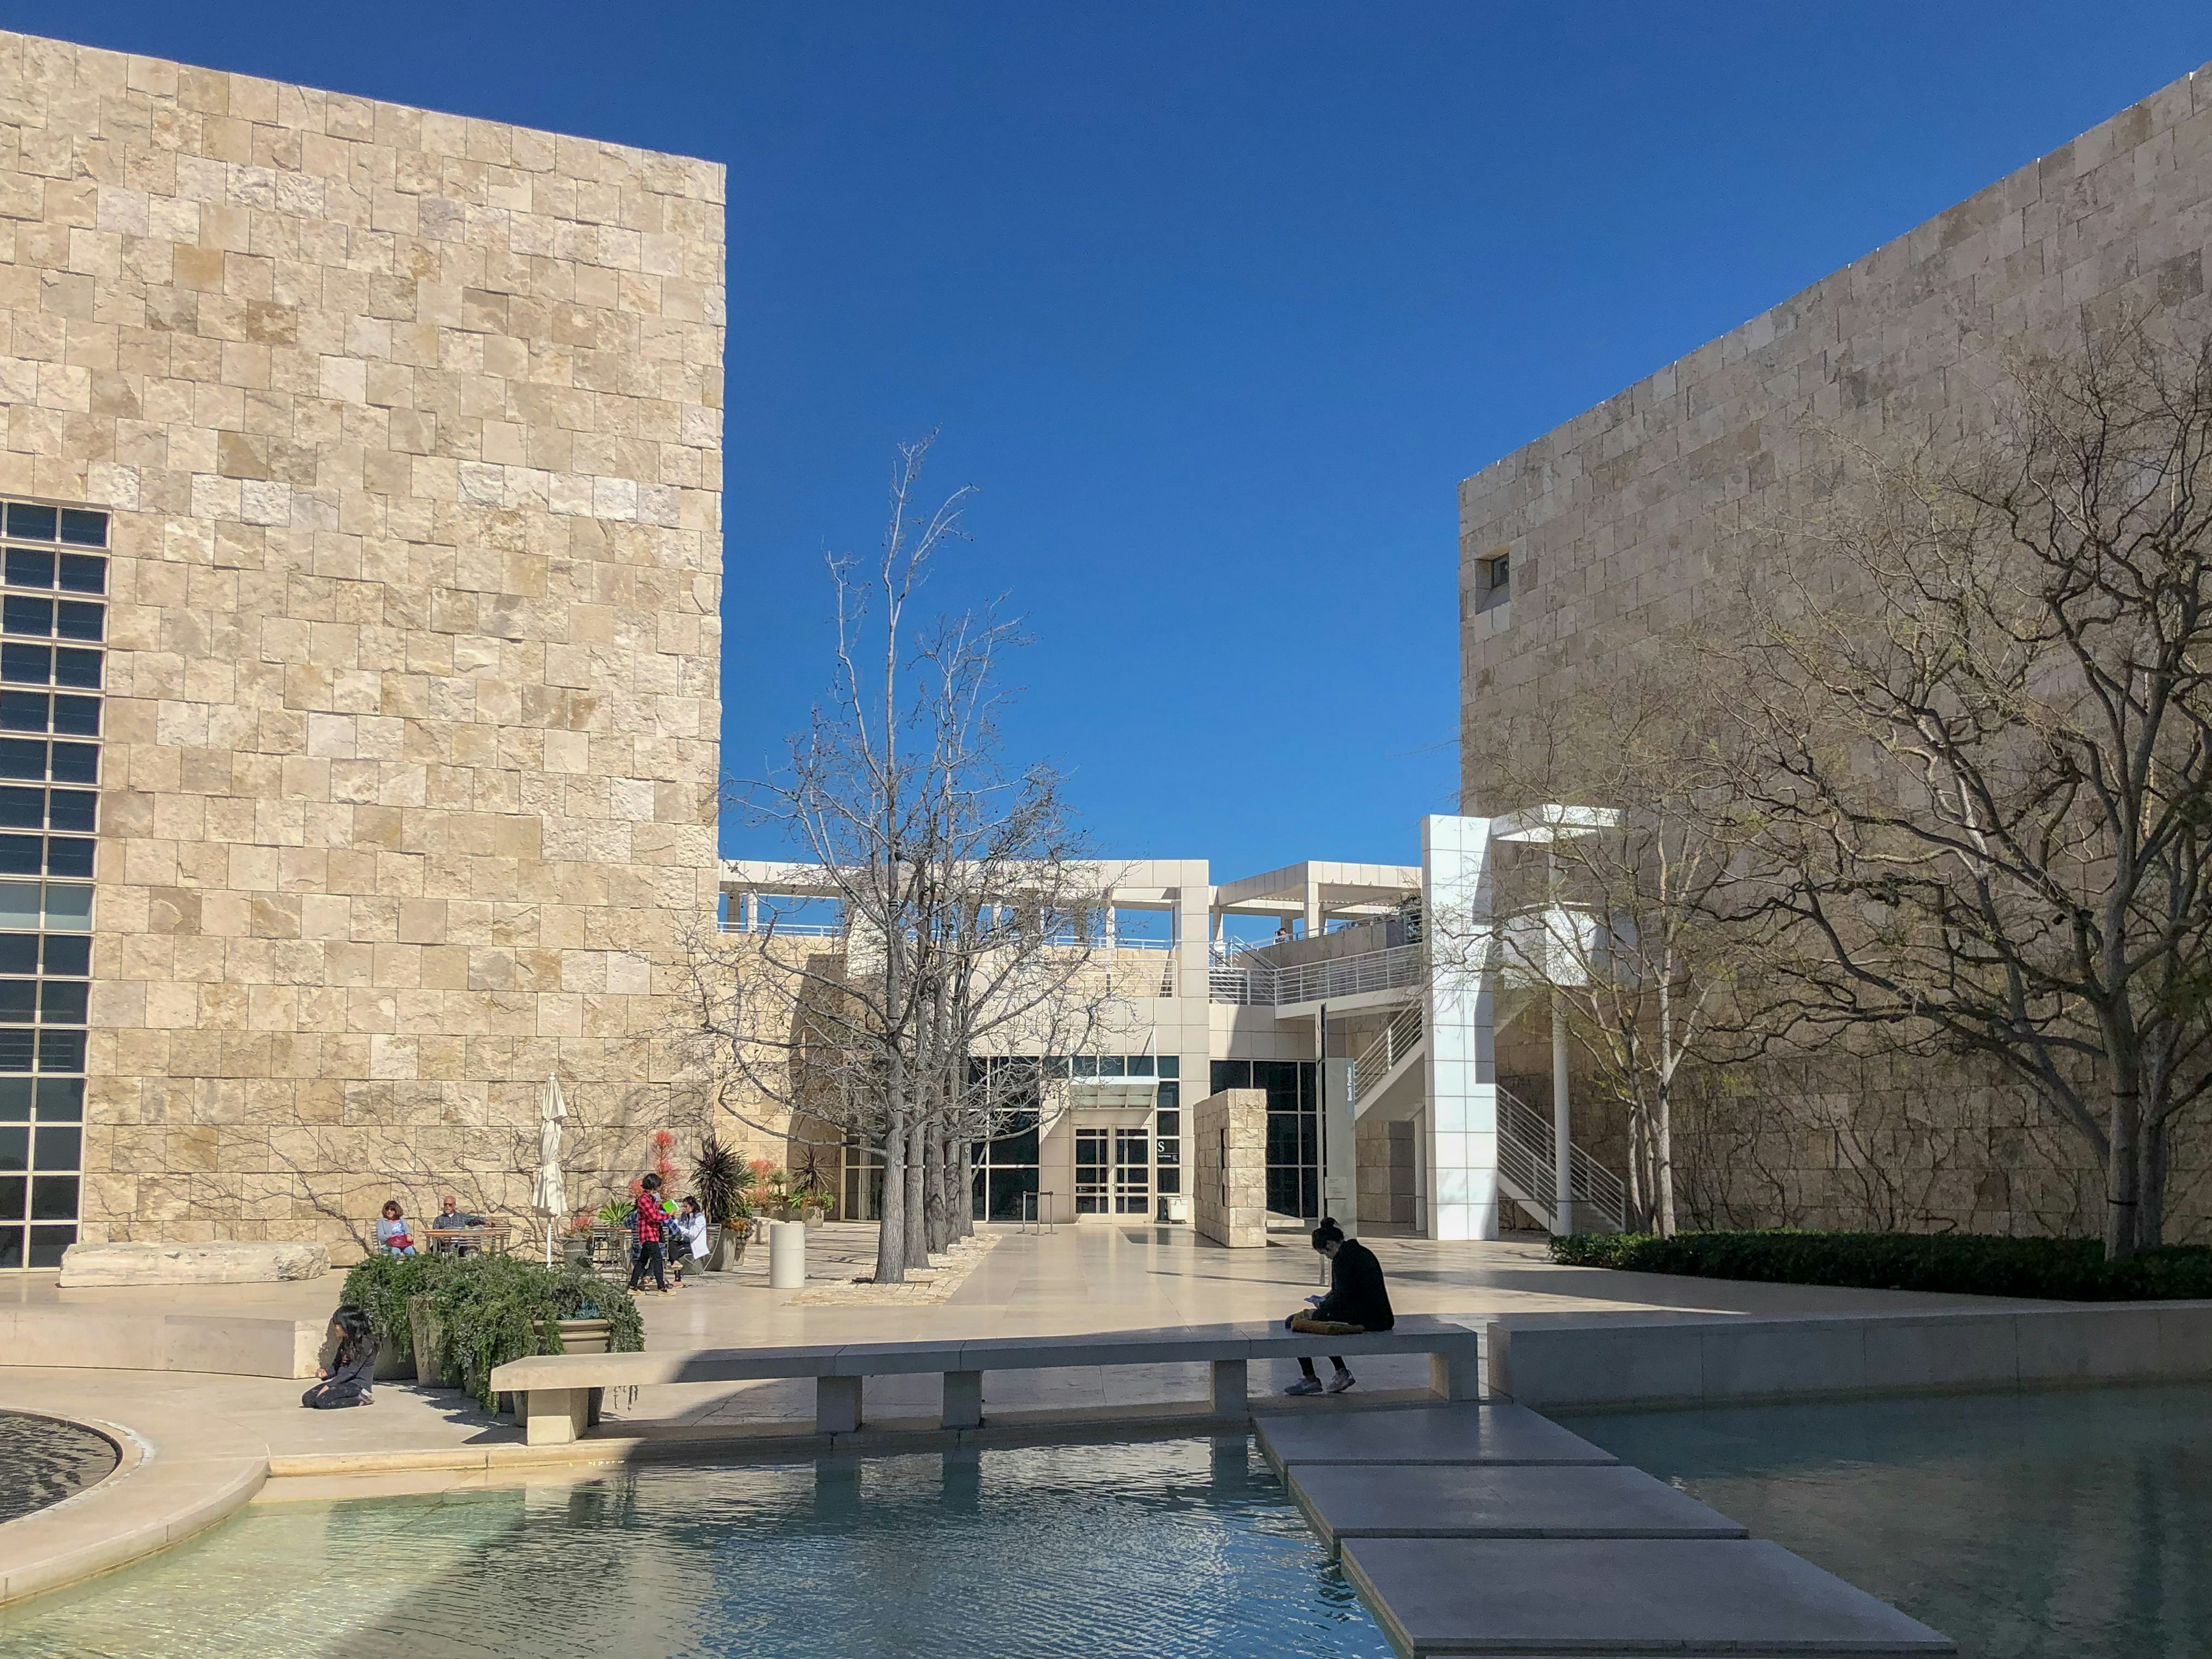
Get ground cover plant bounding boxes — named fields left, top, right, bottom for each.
left=1551, top=1229, right=2212, bottom=1300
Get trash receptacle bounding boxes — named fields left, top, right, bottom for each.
left=768, top=1218, right=806, bottom=1289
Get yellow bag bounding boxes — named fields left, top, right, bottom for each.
left=1289, top=1315, right=1364, bottom=1336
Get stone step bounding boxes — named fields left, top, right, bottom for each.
left=1286, top=1461, right=1747, bottom=1555
left=1340, top=1536, right=1955, bottom=1656
left=1255, top=1402, right=1617, bottom=1472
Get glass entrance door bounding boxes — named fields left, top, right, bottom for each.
left=1113, top=1128, right=1150, bottom=1215
left=1075, top=1130, right=1108, bottom=1214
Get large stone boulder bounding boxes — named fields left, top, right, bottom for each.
left=57, top=1240, right=331, bottom=1287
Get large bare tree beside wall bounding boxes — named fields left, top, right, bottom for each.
left=1734, top=321, right=2212, bottom=1259
left=687, top=439, right=1118, bottom=1283
left=1470, top=662, right=1770, bottom=1235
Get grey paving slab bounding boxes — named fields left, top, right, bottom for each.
left=1255, top=1404, right=1616, bottom=1471
left=1286, top=1463, right=1748, bottom=1554
left=1340, top=1537, right=1955, bottom=1656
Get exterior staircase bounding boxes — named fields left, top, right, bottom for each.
left=1347, top=1002, right=1627, bottom=1234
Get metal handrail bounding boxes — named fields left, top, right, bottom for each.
left=1497, top=1085, right=1626, bottom=1232
left=1208, top=941, right=1426, bottom=1006
left=1350, top=1001, right=1423, bottom=1102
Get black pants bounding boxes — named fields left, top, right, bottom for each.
left=1298, top=1357, right=1347, bottom=1378
left=302, top=1381, right=368, bottom=1409
left=630, top=1239, right=666, bottom=1291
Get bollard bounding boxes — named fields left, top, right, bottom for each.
left=769, top=1218, right=806, bottom=1289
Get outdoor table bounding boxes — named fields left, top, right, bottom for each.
left=426, top=1222, right=513, bottom=1256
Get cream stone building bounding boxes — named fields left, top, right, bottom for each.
left=1457, top=58, right=2212, bottom=1238
left=0, top=31, right=724, bottom=1268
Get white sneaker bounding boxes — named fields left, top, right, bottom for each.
left=1282, top=1377, right=1324, bottom=1396
left=1326, top=1371, right=1357, bottom=1394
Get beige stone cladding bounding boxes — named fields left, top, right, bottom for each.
left=0, top=32, right=725, bottom=1250
left=1459, top=59, right=2212, bottom=1238
left=1193, top=1088, right=1266, bottom=1247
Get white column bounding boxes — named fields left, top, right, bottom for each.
left=1552, top=996, right=1573, bottom=1235
left=1421, top=813, right=1499, bottom=1241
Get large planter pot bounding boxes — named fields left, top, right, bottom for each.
left=801, top=1205, right=826, bottom=1226
left=560, top=1234, right=592, bottom=1270
left=407, top=1296, right=453, bottom=1388
left=545, top=1317, right=612, bottom=1355
left=706, top=1226, right=748, bottom=1272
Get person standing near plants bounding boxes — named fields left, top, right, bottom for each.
left=628, top=1172, right=671, bottom=1294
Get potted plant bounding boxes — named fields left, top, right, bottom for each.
left=694, top=1134, right=751, bottom=1270
left=797, top=1185, right=834, bottom=1225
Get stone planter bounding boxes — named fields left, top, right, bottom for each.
left=706, top=1225, right=748, bottom=1272
left=544, top=1317, right=612, bottom=1354
left=559, top=1234, right=592, bottom=1270
left=800, top=1205, right=826, bottom=1226
left=407, top=1296, right=453, bottom=1388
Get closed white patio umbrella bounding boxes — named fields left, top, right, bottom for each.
left=534, top=1073, right=569, bottom=1266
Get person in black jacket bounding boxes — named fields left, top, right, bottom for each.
left=1282, top=1217, right=1393, bottom=1396
left=302, top=1305, right=378, bottom=1409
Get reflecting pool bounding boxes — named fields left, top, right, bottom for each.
left=1559, top=1383, right=2212, bottom=1659
left=0, top=1437, right=1391, bottom=1658
left=0, top=1411, right=117, bottom=1526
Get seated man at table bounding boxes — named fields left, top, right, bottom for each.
left=437, top=1194, right=487, bottom=1254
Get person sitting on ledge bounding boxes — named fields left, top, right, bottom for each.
left=303, top=1305, right=378, bottom=1410
left=1282, top=1217, right=1392, bottom=1396
left=375, top=1198, right=416, bottom=1257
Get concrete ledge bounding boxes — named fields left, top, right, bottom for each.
left=58, top=1241, right=329, bottom=1287
left=0, top=1416, right=263, bottom=1608
left=0, top=1305, right=320, bottom=1380
left=1487, top=1301, right=2212, bottom=1410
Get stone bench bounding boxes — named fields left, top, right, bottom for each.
left=487, top=1314, right=1482, bottom=1445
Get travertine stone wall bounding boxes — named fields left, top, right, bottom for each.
left=0, top=32, right=725, bottom=1249
left=1463, top=59, right=2212, bottom=1239
left=1194, top=1088, right=1266, bottom=1248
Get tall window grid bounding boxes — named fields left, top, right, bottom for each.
left=1211, top=1059, right=1320, bottom=1219
left=0, top=499, right=103, bottom=1272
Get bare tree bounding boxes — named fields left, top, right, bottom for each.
left=1469, top=660, right=1770, bottom=1234
left=1733, top=320, right=2212, bottom=1257
left=690, top=439, right=1120, bottom=1282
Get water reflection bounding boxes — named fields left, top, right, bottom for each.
left=0, top=1437, right=1389, bottom=1659
left=1559, top=1383, right=2212, bottom=1659
left=0, top=1411, right=117, bottom=1524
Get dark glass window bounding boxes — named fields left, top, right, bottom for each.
left=57, top=510, right=106, bottom=548
left=0, top=692, right=43, bottom=732
left=1156, top=1111, right=1180, bottom=1138
left=0, top=1228, right=20, bottom=1269
left=39, top=982, right=85, bottom=1024
left=41, top=937, right=88, bottom=977
left=44, top=838, right=92, bottom=879
left=49, top=744, right=95, bottom=785
left=3, top=550, right=52, bottom=589
left=51, top=696, right=97, bottom=736
left=37, top=1030, right=83, bottom=1071
left=0, top=982, right=36, bottom=1024
left=3, top=504, right=55, bottom=540
left=0, top=1079, right=26, bottom=1117
left=29, top=1174, right=76, bottom=1219
left=47, top=792, right=95, bottom=832
left=2, top=597, right=51, bottom=637
left=35, top=1078, right=82, bottom=1119
left=0, top=741, right=41, bottom=781
left=32, top=1124, right=77, bottom=1169
left=54, top=603, right=101, bottom=643
left=0, top=837, right=38, bottom=877
left=0, top=1031, right=32, bottom=1072
left=0, top=938, right=32, bottom=976
left=1157, top=1056, right=1179, bottom=1078
left=52, top=650, right=99, bottom=689
left=56, top=553, right=105, bottom=593
left=0, top=644, right=48, bottom=685
left=27, top=1224, right=72, bottom=1268
left=0, top=1126, right=22, bottom=1169
left=0, top=1176, right=21, bottom=1218
left=0, top=789, right=40, bottom=830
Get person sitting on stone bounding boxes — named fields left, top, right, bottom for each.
left=375, top=1199, right=416, bottom=1256
left=1282, top=1217, right=1393, bottom=1396
left=302, top=1305, right=378, bottom=1410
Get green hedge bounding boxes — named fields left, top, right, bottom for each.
left=338, top=1253, right=645, bottom=1406
left=1548, top=1229, right=2212, bottom=1301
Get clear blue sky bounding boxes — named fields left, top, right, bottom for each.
left=28, top=4, right=2212, bottom=874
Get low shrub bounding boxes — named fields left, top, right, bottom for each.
left=1548, top=1229, right=2212, bottom=1301
left=339, top=1252, right=644, bottom=1404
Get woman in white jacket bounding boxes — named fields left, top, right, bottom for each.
left=670, top=1196, right=710, bottom=1285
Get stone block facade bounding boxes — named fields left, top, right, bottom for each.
left=0, top=30, right=725, bottom=1255
left=1194, top=1087, right=1267, bottom=1247
left=1461, top=59, right=2212, bottom=1239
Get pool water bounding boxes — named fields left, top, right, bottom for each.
left=0, top=1411, right=117, bottom=1526
left=1559, top=1384, right=2212, bottom=1659
left=0, top=1437, right=1391, bottom=1658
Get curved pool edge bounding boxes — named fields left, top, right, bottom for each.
left=0, top=1409, right=265, bottom=1609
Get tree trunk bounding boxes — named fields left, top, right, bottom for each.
left=2105, top=1078, right=2143, bottom=1261
left=922, top=1114, right=947, bottom=1255
left=2142, top=1116, right=2171, bottom=1251
left=952, top=1136, right=973, bottom=1238
left=875, top=1105, right=908, bottom=1283
left=1654, top=1080, right=1677, bottom=1238
left=905, top=1113, right=930, bottom=1267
